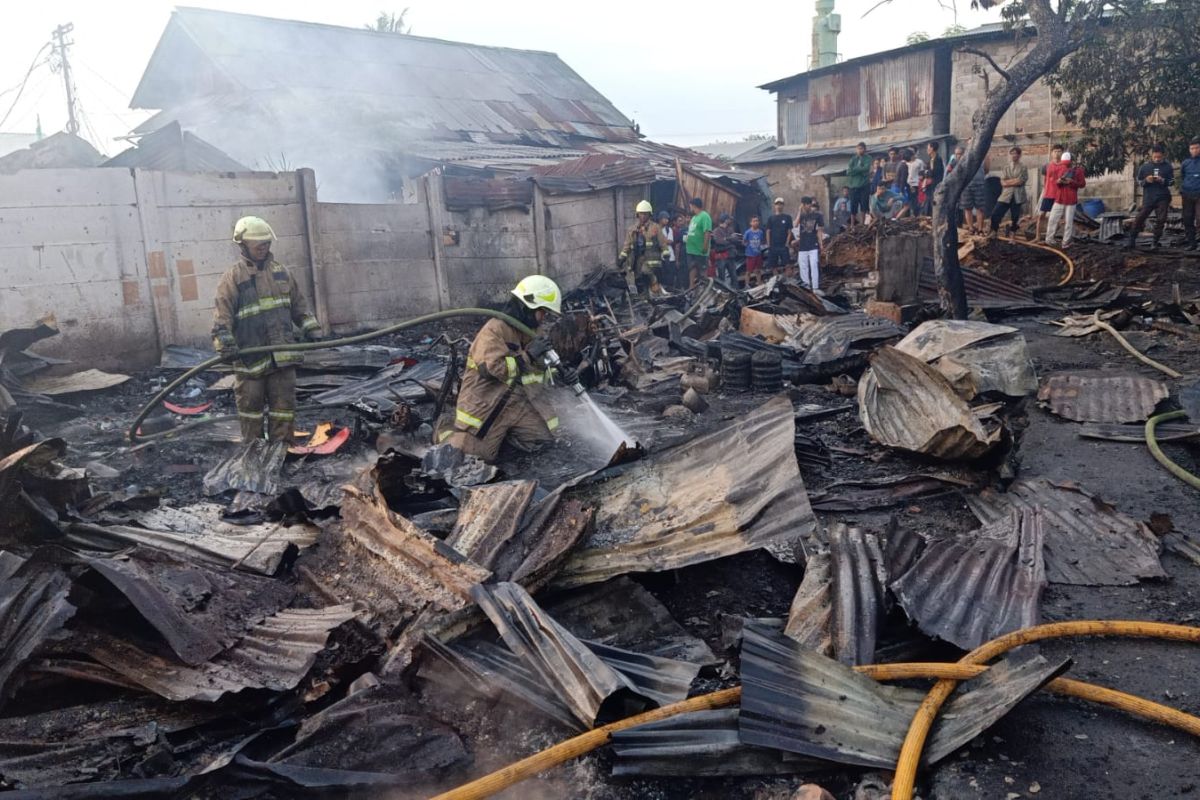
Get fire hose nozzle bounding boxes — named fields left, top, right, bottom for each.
left=543, top=348, right=587, bottom=397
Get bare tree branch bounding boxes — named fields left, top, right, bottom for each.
left=960, top=46, right=1012, bottom=81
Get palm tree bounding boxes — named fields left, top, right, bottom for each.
left=366, top=9, right=410, bottom=34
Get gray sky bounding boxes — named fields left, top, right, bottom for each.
left=1, top=1, right=1001, bottom=156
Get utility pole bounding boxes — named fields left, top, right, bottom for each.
left=51, top=23, right=79, bottom=135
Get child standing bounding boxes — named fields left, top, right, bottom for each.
left=743, top=215, right=765, bottom=286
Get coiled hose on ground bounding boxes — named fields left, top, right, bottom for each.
left=127, top=309, right=535, bottom=444
left=428, top=620, right=1200, bottom=800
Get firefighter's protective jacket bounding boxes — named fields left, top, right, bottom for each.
left=620, top=221, right=671, bottom=275
left=453, top=318, right=558, bottom=437
left=211, top=257, right=319, bottom=376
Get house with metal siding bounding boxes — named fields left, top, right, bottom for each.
left=739, top=24, right=1133, bottom=215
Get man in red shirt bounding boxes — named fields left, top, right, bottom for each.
left=1043, top=151, right=1086, bottom=248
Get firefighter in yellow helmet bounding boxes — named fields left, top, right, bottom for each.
left=438, top=275, right=576, bottom=463
left=211, top=216, right=322, bottom=443
left=618, top=200, right=671, bottom=295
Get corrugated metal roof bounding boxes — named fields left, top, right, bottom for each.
left=735, top=135, right=951, bottom=165
left=445, top=481, right=537, bottom=569
left=0, top=558, right=76, bottom=704
left=858, top=346, right=1004, bottom=460
left=1037, top=373, right=1169, bottom=423
left=966, top=478, right=1167, bottom=586
left=102, top=121, right=246, bottom=171
left=892, top=508, right=1045, bottom=650
left=134, top=8, right=636, bottom=145
left=553, top=395, right=817, bottom=588
left=739, top=623, right=1068, bottom=768
left=83, top=605, right=359, bottom=702
left=918, top=264, right=1042, bottom=309
left=443, top=174, right=534, bottom=210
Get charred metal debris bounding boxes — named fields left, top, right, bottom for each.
left=1, top=243, right=1199, bottom=798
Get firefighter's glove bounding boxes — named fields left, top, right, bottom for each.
left=526, top=334, right=554, bottom=363
left=617, top=253, right=628, bottom=269
left=556, top=364, right=580, bottom=387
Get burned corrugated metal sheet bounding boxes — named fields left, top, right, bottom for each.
left=202, top=440, right=287, bottom=496
left=81, top=549, right=293, bottom=666
left=1037, top=373, right=1169, bottom=423
left=808, top=71, right=861, bottom=125
left=82, top=605, right=358, bottom=702
left=895, top=320, right=1037, bottom=399
left=918, top=263, right=1040, bottom=309
left=891, top=509, right=1045, bottom=650
left=611, top=709, right=823, bottom=777
left=739, top=623, right=1068, bottom=768
left=859, top=347, right=1003, bottom=460
left=0, top=558, right=75, bottom=703
left=676, top=162, right=739, bottom=224
left=859, top=49, right=935, bottom=130
left=339, top=485, right=491, bottom=615
left=786, top=313, right=906, bottom=366
left=542, top=576, right=717, bottom=666
left=809, top=472, right=982, bottom=512
left=966, top=478, right=1166, bottom=586
left=471, top=582, right=689, bottom=728
left=530, top=154, right=658, bottom=193
left=312, top=360, right=446, bottom=413
left=783, top=526, right=887, bottom=665
left=445, top=480, right=537, bottom=569
left=101, top=121, right=247, bottom=171
left=553, top=396, right=817, bottom=588
left=1079, top=421, right=1199, bottom=442
left=502, top=496, right=595, bottom=590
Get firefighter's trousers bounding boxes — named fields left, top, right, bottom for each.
left=234, top=367, right=296, bottom=442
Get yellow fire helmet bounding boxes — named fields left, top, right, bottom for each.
left=635, top=200, right=653, bottom=214
left=232, top=216, right=277, bottom=243
left=511, top=275, right=562, bottom=315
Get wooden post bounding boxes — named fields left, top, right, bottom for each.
left=613, top=187, right=625, bottom=257
left=874, top=229, right=925, bottom=304
left=296, top=168, right=328, bottom=334
left=532, top=181, right=549, bottom=276
left=131, top=168, right=179, bottom=354
left=423, top=169, right=452, bottom=311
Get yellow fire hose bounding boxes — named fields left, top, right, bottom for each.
left=428, top=621, right=1200, bottom=800
left=1146, top=410, right=1200, bottom=490
left=890, top=620, right=1200, bottom=800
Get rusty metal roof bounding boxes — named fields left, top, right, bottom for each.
left=919, top=264, right=1042, bottom=309
left=739, top=623, right=1068, bottom=768
left=891, top=508, right=1046, bottom=650
left=1038, top=372, right=1169, bottom=423
left=552, top=395, right=817, bottom=588
left=966, top=478, right=1166, bottom=586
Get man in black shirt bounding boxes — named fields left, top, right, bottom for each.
left=1126, top=143, right=1175, bottom=249
left=791, top=196, right=825, bottom=293
left=765, top=198, right=793, bottom=277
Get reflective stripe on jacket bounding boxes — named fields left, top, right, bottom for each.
left=211, top=257, right=318, bottom=376
left=620, top=221, right=671, bottom=275
left=454, top=318, right=557, bottom=436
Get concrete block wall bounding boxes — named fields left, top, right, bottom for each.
left=545, top=191, right=618, bottom=289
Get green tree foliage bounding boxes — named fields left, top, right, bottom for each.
left=367, top=9, right=410, bottom=34
left=907, top=31, right=931, bottom=45
left=1048, top=0, right=1200, bottom=173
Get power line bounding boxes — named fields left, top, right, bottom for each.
left=0, top=42, right=52, bottom=130
left=50, top=23, right=79, bottom=135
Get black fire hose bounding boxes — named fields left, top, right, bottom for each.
left=128, top=309, right=536, bottom=444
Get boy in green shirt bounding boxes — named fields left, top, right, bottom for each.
left=685, top=197, right=713, bottom=288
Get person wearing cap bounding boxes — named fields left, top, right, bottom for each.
left=619, top=200, right=671, bottom=295
left=684, top=197, right=713, bottom=288
left=211, top=216, right=321, bottom=443
left=438, top=275, right=574, bottom=463
left=765, top=198, right=793, bottom=278
left=1044, top=151, right=1086, bottom=248
left=1126, top=144, right=1175, bottom=250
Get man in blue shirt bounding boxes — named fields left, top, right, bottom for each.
left=1182, top=137, right=1200, bottom=251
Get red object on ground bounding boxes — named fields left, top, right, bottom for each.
left=288, top=426, right=351, bottom=456
left=163, top=401, right=213, bottom=415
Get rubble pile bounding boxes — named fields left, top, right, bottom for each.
left=2, top=243, right=1200, bottom=799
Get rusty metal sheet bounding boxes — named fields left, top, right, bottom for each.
left=809, top=472, right=983, bottom=512
left=808, top=71, right=862, bottom=125
left=1037, top=372, right=1169, bottom=423
left=892, top=509, right=1045, bottom=650
left=918, top=264, right=1041, bottom=309
left=553, top=396, right=817, bottom=588
left=445, top=480, right=537, bottom=569
left=895, top=320, right=1037, bottom=399
left=739, top=623, right=1068, bottom=769
left=21, top=369, right=130, bottom=396
left=675, top=162, right=739, bottom=224
left=442, top=175, right=534, bottom=210
left=966, top=478, right=1166, bottom=586
left=784, top=525, right=887, bottom=665
left=612, top=708, right=824, bottom=777
left=858, top=347, right=1003, bottom=460
left=82, top=605, right=358, bottom=702
left=859, top=49, right=935, bottom=130
left=0, top=558, right=75, bottom=704
left=786, top=313, right=905, bottom=366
